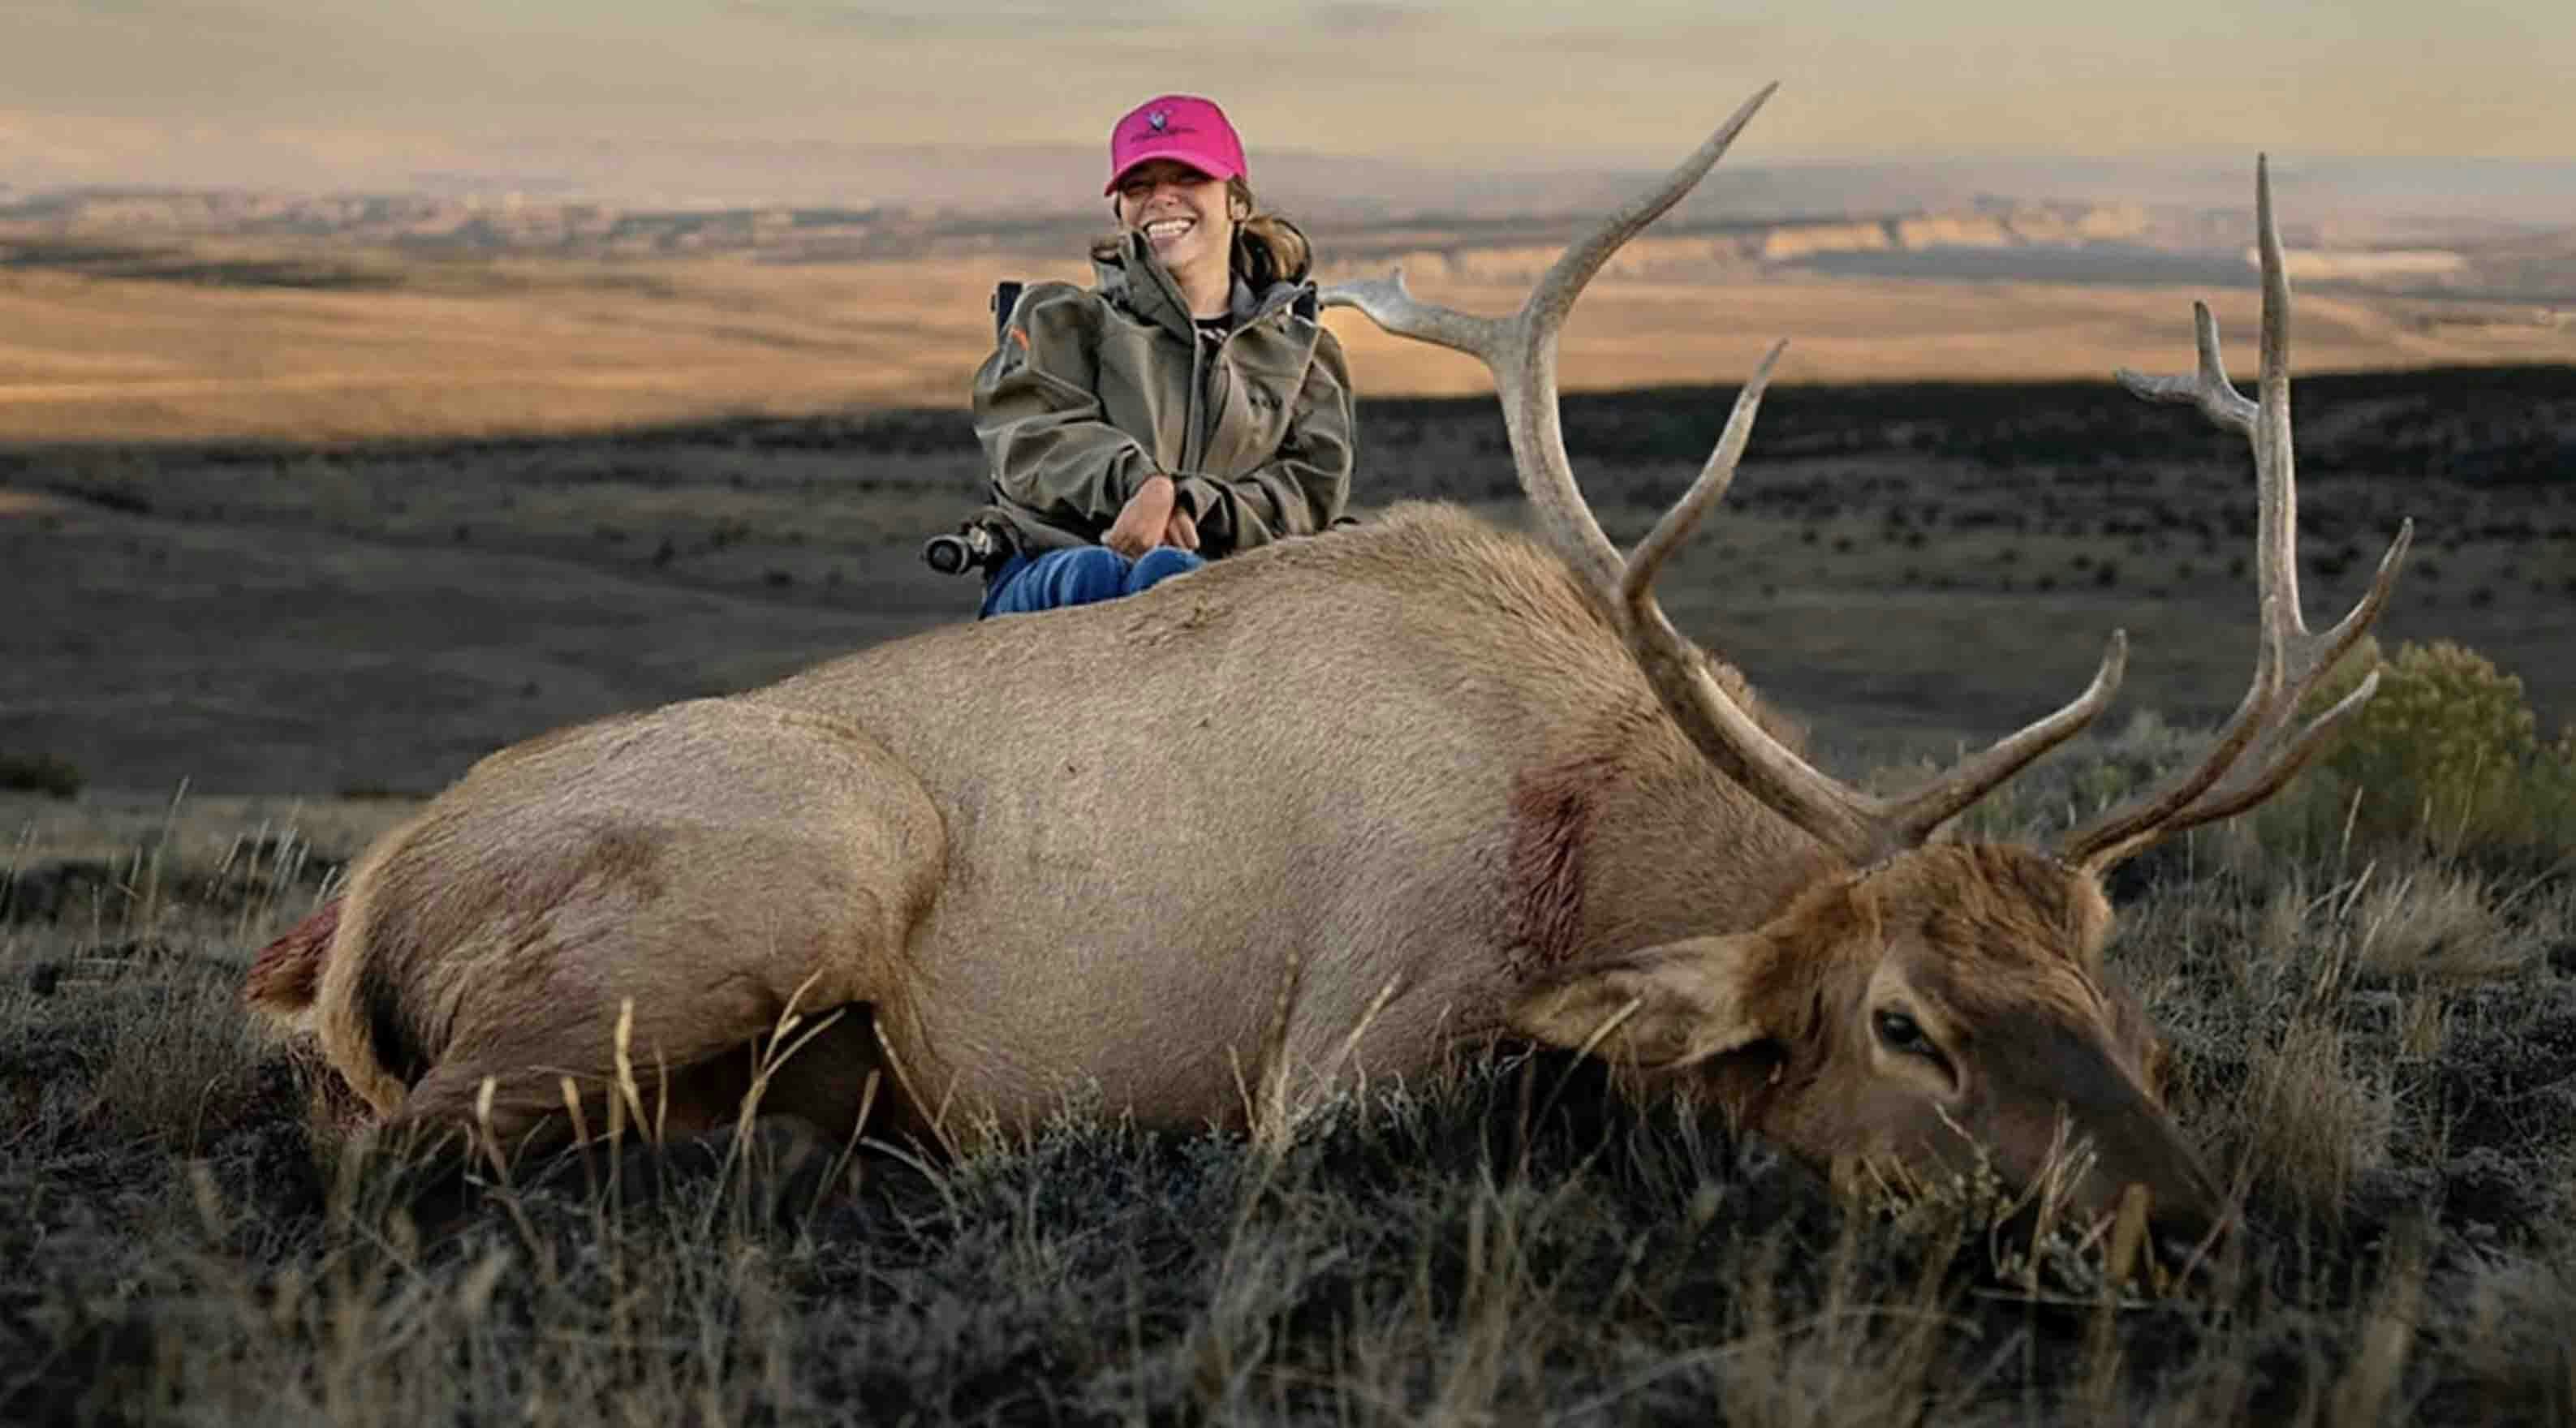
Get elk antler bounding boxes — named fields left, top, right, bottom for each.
left=2059, top=157, right=2411, bottom=873
left=1320, top=85, right=1779, bottom=603
left=1322, top=84, right=2125, bottom=866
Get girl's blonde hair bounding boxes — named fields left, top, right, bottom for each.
left=1093, top=176, right=1312, bottom=288
left=1227, top=178, right=1312, bottom=286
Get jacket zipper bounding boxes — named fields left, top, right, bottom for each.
left=1134, top=244, right=1209, bottom=475
left=1132, top=236, right=1303, bottom=477
left=1184, top=318, right=1206, bottom=475
left=1191, top=288, right=1302, bottom=475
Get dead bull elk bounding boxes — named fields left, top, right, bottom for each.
left=248, top=84, right=2405, bottom=1246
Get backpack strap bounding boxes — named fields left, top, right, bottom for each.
left=991, top=280, right=1024, bottom=346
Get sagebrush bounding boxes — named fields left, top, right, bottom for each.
left=2257, top=638, right=2576, bottom=864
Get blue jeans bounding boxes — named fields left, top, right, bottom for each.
left=979, top=545, right=1204, bottom=618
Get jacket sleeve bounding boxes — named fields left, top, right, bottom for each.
left=971, top=286, right=1163, bottom=536
left=1173, top=326, right=1356, bottom=557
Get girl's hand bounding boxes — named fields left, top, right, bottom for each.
left=1104, top=475, right=1176, bottom=557
left=1163, top=505, right=1200, bottom=552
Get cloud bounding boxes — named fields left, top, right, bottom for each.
left=6, top=0, right=2573, bottom=167
left=1307, top=2, right=1438, bottom=36
left=726, top=0, right=1189, bottom=34
left=723, top=1, right=948, bottom=37
left=38, top=0, right=289, bottom=31
left=1518, top=18, right=1789, bottom=60
left=0, top=109, right=482, bottom=187
left=0, top=108, right=183, bottom=174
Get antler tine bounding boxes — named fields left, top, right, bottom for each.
left=1613, top=341, right=1879, bottom=856
left=1342, top=83, right=2118, bottom=866
left=2073, top=667, right=2389, bottom=872
left=2114, top=303, right=2255, bottom=437
left=1621, top=339, right=1787, bottom=599
left=2251, top=157, right=2309, bottom=661
left=2167, top=669, right=2381, bottom=832
left=1613, top=340, right=2127, bottom=862
left=1325, top=81, right=1781, bottom=603
left=1522, top=83, right=1781, bottom=337
left=1316, top=271, right=1509, bottom=367
left=2064, top=157, right=2412, bottom=873
left=1879, top=634, right=2130, bottom=845
left=1506, top=82, right=1781, bottom=597
left=2137, top=519, right=2410, bottom=841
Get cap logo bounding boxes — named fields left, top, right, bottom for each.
left=1147, top=109, right=1169, bottom=131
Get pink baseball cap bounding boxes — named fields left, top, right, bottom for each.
left=1105, top=95, right=1247, bottom=196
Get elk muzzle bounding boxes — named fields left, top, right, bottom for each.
left=1969, top=1011, right=2229, bottom=1250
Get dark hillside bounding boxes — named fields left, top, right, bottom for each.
left=2, top=365, right=2568, bottom=795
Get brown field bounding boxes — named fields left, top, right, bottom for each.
left=1, top=247, right=2570, bottom=443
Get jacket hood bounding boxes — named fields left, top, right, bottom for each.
left=1092, top=230, right=1310, bottom=341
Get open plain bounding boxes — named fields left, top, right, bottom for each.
left=0, top=234, right=2569, bottom=443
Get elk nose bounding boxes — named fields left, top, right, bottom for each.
left=2138, top=1174, right=2222, bottom=1241
left=2117, top=1115, right=2228, bottom=1243
left=2145, top=1184, right=2238, bottom=1275
left=2102, top=1181, right=2232, bottom=1286
left=2162, top=1146, right=2230, bottom=1237
left=2151, top=1200, right=2221, bottom=1250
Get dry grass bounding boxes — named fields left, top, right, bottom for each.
left=2235, top=1013, right=2393, bottom=1226
left=5, top=729, right=2574, bottom=1424
left=2352, top=870, right=2520, bottom=985
left=79, top=966, right=274, bottom=1151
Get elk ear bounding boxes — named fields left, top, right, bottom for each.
left=1506, top=936, right=1771, bottom=1070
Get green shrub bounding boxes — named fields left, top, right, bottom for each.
left=0, top=751, right=84, bottom=799
left=2265, top=637, right=2576, bottom=862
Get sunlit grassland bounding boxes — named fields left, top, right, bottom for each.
left=3, top=238, right=2570, bottom=443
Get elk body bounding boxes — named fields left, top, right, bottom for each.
left=248, top=85, right=2406, bottom=1248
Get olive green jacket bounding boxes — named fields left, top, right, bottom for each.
left=968, top=230, right=1356, bottom=562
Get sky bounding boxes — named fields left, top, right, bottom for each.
left=2, top=0, right=2570, bottom=192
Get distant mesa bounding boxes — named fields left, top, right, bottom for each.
left=2272, top=247, right=2467, bottom=281
left=0, top=177, right=2563, bottom=307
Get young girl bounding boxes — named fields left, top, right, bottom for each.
left=969, top=94, right=1357, bottom=617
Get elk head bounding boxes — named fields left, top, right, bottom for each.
left=1325, top=85, right=2407, bottom=1250
left=1509, top=845, right=2220, bottom=1245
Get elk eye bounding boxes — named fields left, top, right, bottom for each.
left=1874, top=1009, right=1939, bottom=1061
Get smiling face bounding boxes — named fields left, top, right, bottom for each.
left=1112, top=159, right=1239, bottom=299
left=1509, top=843, right=2225, bottom=1249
